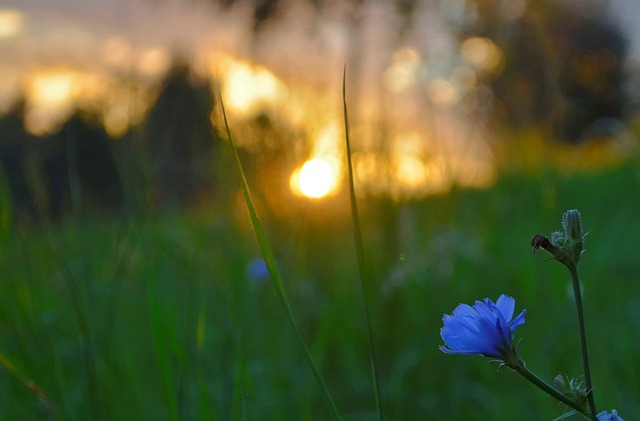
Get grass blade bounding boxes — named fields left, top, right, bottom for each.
left=0, top=352, right=60, bottom=418
left=147, top=285, right=178, bottom=421
left=219, top=95, right=341, bottom=420
left=342, top=66, right=383, bottom=420
left=41, top=226, right=102, bottom=420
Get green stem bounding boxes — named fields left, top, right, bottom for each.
left=567, top=263, right=598, bottom=417
left=513, top=364, right=595, bottom=420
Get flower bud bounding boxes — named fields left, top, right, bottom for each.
left=561, top=209, right=584, bottom=265
left=553, top=372, right=588, bottom=406
left=562, top=209, right=583, bottom=243
left=554, top=373, right=569, bottom=392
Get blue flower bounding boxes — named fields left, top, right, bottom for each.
left=246, top=257, right=270, bottom=283
left=440, top=295, right=526, bottom=359
left=597, top=410, right=624, bottom=421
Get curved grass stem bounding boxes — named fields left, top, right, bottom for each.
left=220, top=95, right=341, bottom=420
left=342, top=66, right=383, bottom=421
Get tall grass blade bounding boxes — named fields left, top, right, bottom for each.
left=0, top=352, right=60, bottom=418
left=147, top=286, right=178, bottom=421
left=219, top=96, right=341, bottom=420
left=41, top=226, right=102, bottom=420
left=342, top=66, right=383, bottom=420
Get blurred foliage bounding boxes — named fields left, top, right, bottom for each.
left=142, top=62, right=220, bottom=208
left=0, top=61, right=221, bottom=225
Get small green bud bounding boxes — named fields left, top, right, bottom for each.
left=561, top=209, right=584, bottom=265
left=554, top=373, right=569, bottom=392
left=554, top=372, right=589, bottom=407
left=562, top=209, right=583, bottom=243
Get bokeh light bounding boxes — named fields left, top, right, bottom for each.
left=290, top=158, right=339, bottom=199
left=460, top=37, right=504, bottom=74
left=0, top=9, right=23, bottom=38
left=215, top=54, right=287, bottom=117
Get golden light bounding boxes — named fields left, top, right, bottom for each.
left=383, top=48, right=421, bottom=92
left=389, top=133, right=451, bottom=199
left=27, top=71, right=76, bottom=107
left=23, top=70, right=77, bottom=134
left=290, top=158, right=339, bottom=199
left=0, top=9, right=24, bottom=38
left=138, top=48, right=171, bottom=77
left=22, top=68, right=132, bottom=135
left=393, top=155, right=429, bottom=188
left=427, top=79, right=458, bottom=109
left=460, top=37, right=503, bottom=74
left=102, top=36, right=134, bottom=71
left=103, top=89, right=150, bottom=138
left=215, top=55, right=286, bottom=117
left=353, top=151, right=390, bottom=196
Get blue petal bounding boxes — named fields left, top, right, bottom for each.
left=508, top=309, right=527, bottom=330
left=474, top=299, right=497, bottom=320
left=447, top=313, right=502, bottom=356
left=451, top=303, right=477, bottom=318
left=441, top=314, right=492, bottom=354
left=597, top=410, right=624, bottom=421
left=495, top=294, right=515, bottom=321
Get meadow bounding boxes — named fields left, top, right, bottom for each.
left=1, top=150, right=639, bottom=420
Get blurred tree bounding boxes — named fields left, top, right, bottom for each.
left=552, top=11, right=628, bottom=141
left=0, top=100, right=37, bottom=224
left=143, top=61, right=219, bottom=208
left=0, top=104, right=125, bottom=224
left=472, top=0, right=628, bottom=142
left=41, top=112, right=124, bottom=219
left=490, top=6, right=560, bottom=128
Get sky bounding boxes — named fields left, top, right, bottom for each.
left=3, top=0, right=639, bottom=104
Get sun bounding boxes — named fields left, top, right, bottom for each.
left=290, top=158, right=339, bottom=199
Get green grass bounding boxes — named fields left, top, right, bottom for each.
left=1, top=160, right=639, bottom=420
left=221, top=94, right=340, bottom=419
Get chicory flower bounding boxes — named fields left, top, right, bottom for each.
left=440, top=295, right=526, bottom=359
left=597, top=410, right=624, bottom=421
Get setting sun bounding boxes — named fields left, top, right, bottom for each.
left=290, top=158, right=339, bottom=199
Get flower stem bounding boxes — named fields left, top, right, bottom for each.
left=513, top=363, right=595, bottom=420
left=567, top=262, right=598, bottom=417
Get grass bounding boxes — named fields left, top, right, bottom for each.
left=342, top=69, right=382, bottom=420
left=221, top=94, right=340, bottom=419
left=0, top=152, right=639, bottom=419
